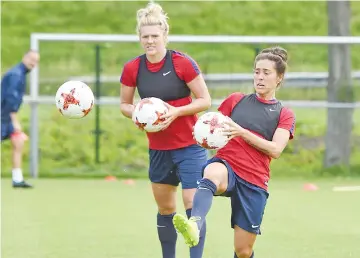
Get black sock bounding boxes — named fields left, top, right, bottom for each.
left=157, top=212, right=177, bottom=258
left=187, top=208, right=206, bottom=258
left=191, top=178, right=217, bottom=230
left=234, top=251, right=254, bottom=258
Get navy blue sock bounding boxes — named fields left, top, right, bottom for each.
left=187, top=208, right=206, bottom=258
left=191, top=178, right=217, bottom=230
left=157, top=213, right=177, bottom=258
left=234, top=251, right=254, bottom=258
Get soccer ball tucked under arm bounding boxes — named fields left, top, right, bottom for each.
left=55, top=81, right=95, bottom=119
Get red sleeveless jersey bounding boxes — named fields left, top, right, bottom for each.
left=216, top=93, right=296, bottom=190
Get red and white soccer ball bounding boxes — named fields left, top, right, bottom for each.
left=55, top=81, right=95, bottom=119
left=132, top=97, right=169, bottom=132
left=193, top=112, right=230, bottom=150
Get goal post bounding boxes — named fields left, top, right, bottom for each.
left=28, top=33, right=360, bottom=178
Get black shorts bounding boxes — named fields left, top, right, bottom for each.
left=203, top=157, right=269, bottom=234
left=149, top=144, right=208, bottom=189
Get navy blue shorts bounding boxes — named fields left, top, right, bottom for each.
left=1, top=122, right=14, bottom=141
left=149, top=144, right=208, bottom=189
left=203, top=157, right=269, bottom=235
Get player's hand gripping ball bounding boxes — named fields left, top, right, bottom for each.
left=55, top=81, right=95, bottom=119
left=132, top=97, right=169, bottom=132
left=193, top=112, right=230, bottom=150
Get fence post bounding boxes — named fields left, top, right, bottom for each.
left=94, top=45, right=102, bottom=163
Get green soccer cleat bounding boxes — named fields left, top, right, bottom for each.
left=173, top=214, right=200, bottom=247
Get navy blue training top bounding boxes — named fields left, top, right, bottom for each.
left=1, top=63, right=29, bottom=122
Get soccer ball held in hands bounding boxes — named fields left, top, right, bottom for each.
left=193, top=112, right=230, bottom=150
left=132, top=97, right=169, bottom=132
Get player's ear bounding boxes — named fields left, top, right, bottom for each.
left=163, top=34, right=168, bottom=45
left=277, top=74, right=284, bottom=85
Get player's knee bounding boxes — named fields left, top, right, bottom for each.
left=234, top=247, right=253, bottom=258
left=203, top=163, right=228, bottom=192
left=11, top=137, right=24, bottom=151
left=203, top=169, right=221, bottom=187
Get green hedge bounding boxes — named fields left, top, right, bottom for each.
left=2, top=1, right=360, bottom=76
left=1, top=103, right=360, bottom=178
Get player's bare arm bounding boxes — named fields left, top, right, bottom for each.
left=177, top=74, right=211, bottom=116
left=224, top=119, right=290, bottom=159
left=120, top=84, right=136, bottom=119
left=240, top=127, right=290, bottom=159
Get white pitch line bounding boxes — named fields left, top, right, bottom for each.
left=332, top=186, right=360, bottom=192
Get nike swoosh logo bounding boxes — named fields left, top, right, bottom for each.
left=163, top=71, right=171, bottom=76
left=198, top=187, right=211, bottom=190
left=251, top=225, right=260, bottom=228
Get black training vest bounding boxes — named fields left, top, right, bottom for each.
left=230, top=94, right=283, bottom=141
left=136, top=50, right=190, bottom=101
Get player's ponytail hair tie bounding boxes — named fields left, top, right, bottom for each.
left=259, top=46, right=288, bottom=63
left=136, top=2, right=170, bottom=35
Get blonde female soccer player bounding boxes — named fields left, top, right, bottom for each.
left=173, top=47, right=296, bottom=258
left=120, top=3, right=211, bottom=258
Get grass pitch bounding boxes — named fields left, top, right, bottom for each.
left=2, top=178, right=360, bottom=258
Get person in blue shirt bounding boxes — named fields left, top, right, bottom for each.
left=1, top=50, right=40, bottom=188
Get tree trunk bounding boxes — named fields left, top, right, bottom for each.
left=324, top=1, right=354, bottom=168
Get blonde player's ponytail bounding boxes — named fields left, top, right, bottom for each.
left=136, top=2, right=169, bottom=36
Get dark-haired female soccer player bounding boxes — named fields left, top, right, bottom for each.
left=173, top=46, right=296, bottom=258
